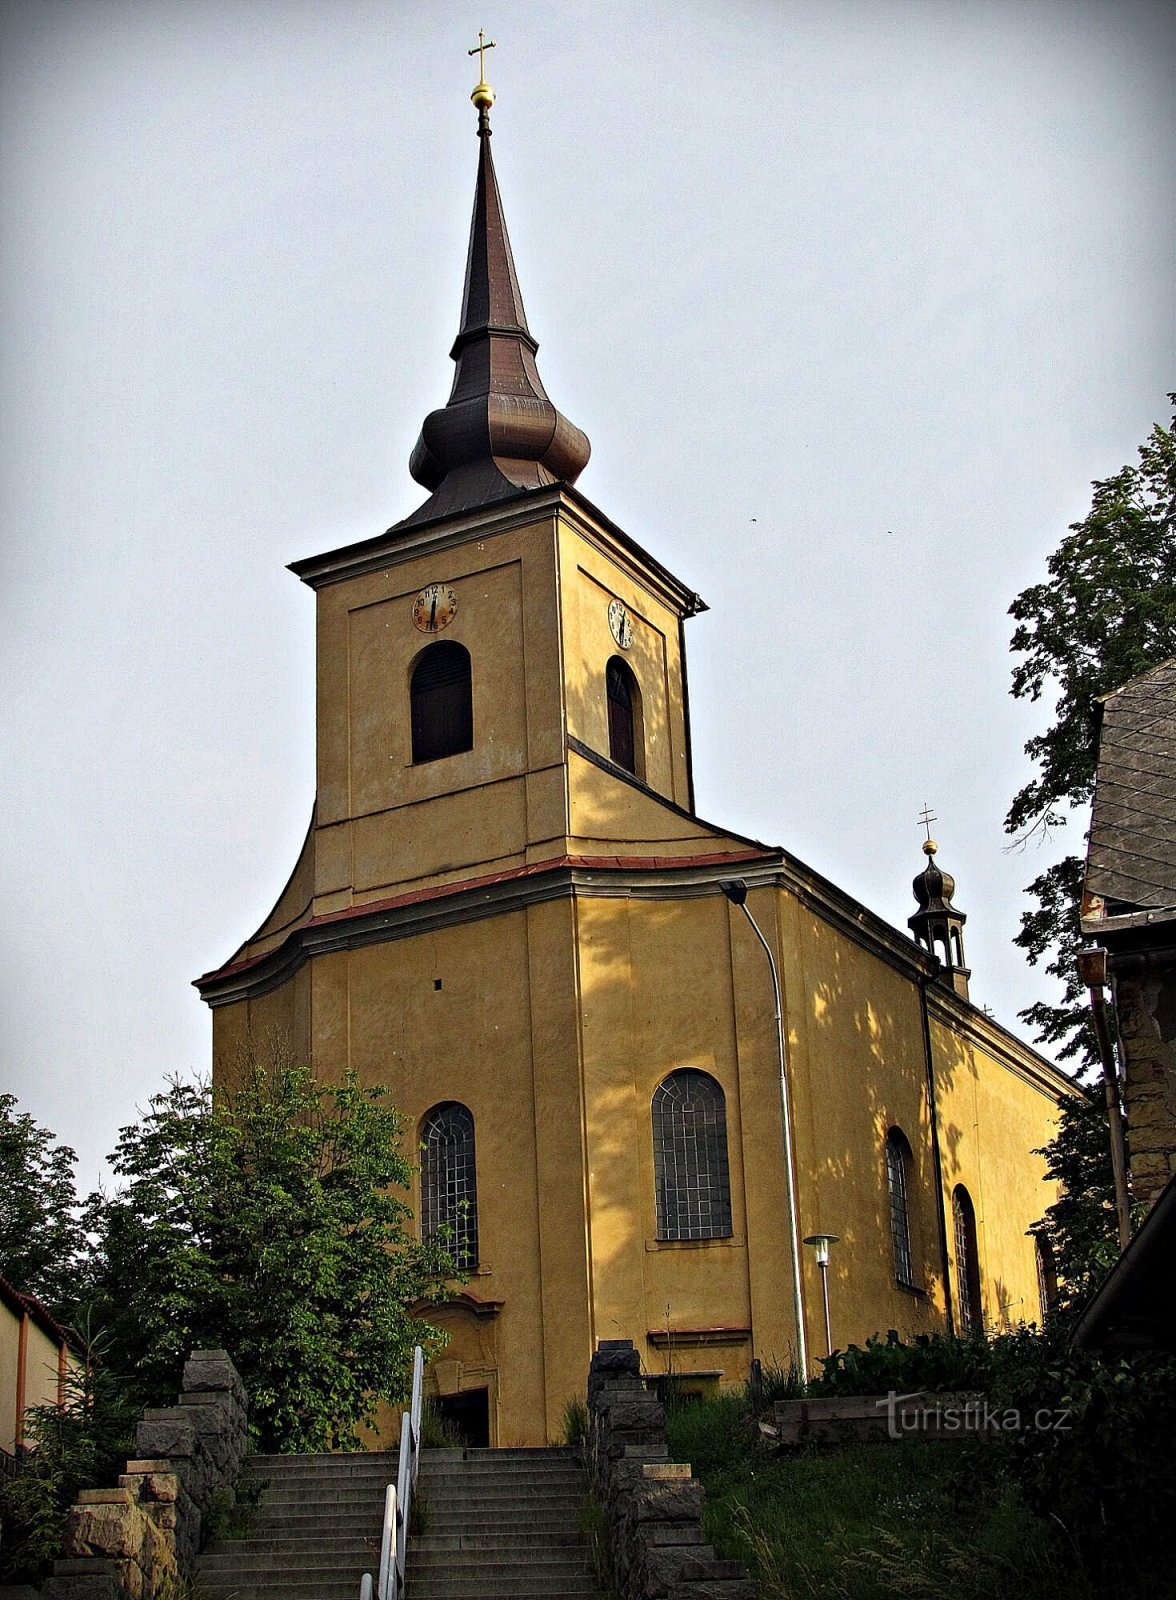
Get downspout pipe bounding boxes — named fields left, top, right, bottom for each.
left=720, top=880, right=809, bottom=1379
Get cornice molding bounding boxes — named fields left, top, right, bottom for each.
left=288, top=483, right=707, bottom=619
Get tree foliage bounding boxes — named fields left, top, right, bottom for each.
left=1030, top=1091, right=1121, bottom=1317
left=1006, top=405, right=1176, bottom=1066
left=83, top=1060, right=453, bottom=1452
left=0, top=1092, right=86, bottom=1318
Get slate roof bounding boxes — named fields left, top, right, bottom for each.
left=1083, top=657, right=1176, bottom=932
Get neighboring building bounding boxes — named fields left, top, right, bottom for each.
left=1082, top=658, right=1176, bottom=1211
left=1, top=1274, right=81, bottom=1464
left=196, top=82, right=1075, bottom=1446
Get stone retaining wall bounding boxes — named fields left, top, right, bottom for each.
left=42, top=1351, right=248, bottom=1600
left=586, top=1340, right=754, bottom=1600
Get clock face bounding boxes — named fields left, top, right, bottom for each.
left=412, top=583, right=458, bottom=634
left=608, top=598, right=633, bottom=649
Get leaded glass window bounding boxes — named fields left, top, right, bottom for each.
left=421, top=1102, right=478, bottom=1270
left=652, top=1070, right=732, bottom=1241
left=953, top=1185, right=982, bottom=1334
left=886, top=1128, right=916, bottom=1288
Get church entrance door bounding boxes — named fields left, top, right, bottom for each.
left=437, top=1386, right=490, bottom=1448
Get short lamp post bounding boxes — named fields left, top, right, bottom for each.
left=803, top=1233, right=840, bottom=1358
left=720, top=878, right=808, bottom=1379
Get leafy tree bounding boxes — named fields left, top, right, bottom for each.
left=1030, top=1091, right=1120, bottom=1316
left=1005, top=400, right=1176, bottom=1066
left=0, top=1093, right=85, bottom=1318
left=84, top=1060, right=454, bottom=1452
left=1007, top=402, right=1175, bottom=1305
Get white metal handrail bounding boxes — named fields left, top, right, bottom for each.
left=359, top=1345, right=424, bottom=1600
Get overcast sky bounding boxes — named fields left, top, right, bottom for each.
left=2, top=0, right=1173, bottom=1194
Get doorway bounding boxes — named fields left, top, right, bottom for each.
left=436, top=1387, right=491, bottom=1448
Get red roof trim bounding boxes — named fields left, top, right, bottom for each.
left=195, top=848, right=774, bottom=988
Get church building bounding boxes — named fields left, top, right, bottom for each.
left=196, top=68, right=1074, bottom=1447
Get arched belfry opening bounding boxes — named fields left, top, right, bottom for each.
left=606, top=656, right=643, bottom=778
left=908, top=836, right=971, bottom=1000
left=411, top=641, right=473, bottom=764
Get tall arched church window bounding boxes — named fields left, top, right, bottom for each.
left=652, top=1069, right=732, bottom=1241
left=885, top=1128, right=916, bottom=1288
left=421, top=1102, right=479, bottom=1271
left=1034, top=1235, right=1058, bottom=1322
left=411, top=642, right=473, bottom=764
left=606, top=657, right=643, bottom=777
left=953, top=1185, right=983, bottom=1334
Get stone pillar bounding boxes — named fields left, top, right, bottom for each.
left=585, top=1339, right=754, bottom=1600
left=43, top=1351, right=248, bottom=1600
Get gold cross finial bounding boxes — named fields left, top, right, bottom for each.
left=468, top=29, right=497, bottom=116
left=918, top=804, right=938, bottom=855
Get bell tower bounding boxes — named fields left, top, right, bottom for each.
left=908, top=835, right=971, bottom=1000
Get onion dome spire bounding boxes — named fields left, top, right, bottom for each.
left=908, top=824, right=971, bottom=1001
left=406, top=52, right=591, bottom=522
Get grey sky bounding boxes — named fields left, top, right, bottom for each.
left=1, top=0, right=1173, bottom=1192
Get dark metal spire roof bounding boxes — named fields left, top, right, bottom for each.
left=403, top=93, right=590, bottom=525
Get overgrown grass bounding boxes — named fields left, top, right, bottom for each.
left=562, top=1396, right=590, bottom=1450
left=418, top=1402, right=464, bottom=1450
left=664, top=1399, right=1110, bottom=1600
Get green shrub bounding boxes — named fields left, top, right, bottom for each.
left=0, top=1349, right=138, bottom=1583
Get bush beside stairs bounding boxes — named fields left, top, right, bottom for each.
left=197, top=1446, right=609, bottom=1600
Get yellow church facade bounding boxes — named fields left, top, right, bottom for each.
left=197, top=82, right=1073, bottom=1447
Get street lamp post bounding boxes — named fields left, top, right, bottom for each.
left=803, top=1233, right=840, bottom=1358
left=720, top=879, right=808, bottom=1379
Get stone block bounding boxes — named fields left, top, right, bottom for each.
left=637, top=1544, right=703, bottom=1596
left=64, top=1500, right=146, bottom=1562
left=75, top=1490, right=133, bottom=1507
left=667, top=1583, right=757, bottom=1600
left=642, top=1463, right=691, bottom=1481
left=42, top=1570, right=122, bottom=1600
left=135, top=1417, right=196, bottom=1460
left=120, top=1472, right=179, bottom=1504
left=640, top=1524, right=707, bottom=1547
left=632, top=1482, right=706, bottom=1522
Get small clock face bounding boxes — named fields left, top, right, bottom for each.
left=608, top=598, right=633, bottom=649
left=412, top=583, right=458, bottom=634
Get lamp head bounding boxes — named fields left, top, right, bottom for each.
left=803, top=1232, right=840, bottom=1266
left=719, top=879, right=748, bottom=907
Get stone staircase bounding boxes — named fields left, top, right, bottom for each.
left=197, top=1446, right=606, bottom=1600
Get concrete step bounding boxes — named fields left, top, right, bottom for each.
left=411, top=1532, right=586, bottom=1552
left=406, top=1586, right=600, bottom=1599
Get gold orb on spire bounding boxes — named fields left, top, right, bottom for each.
left=923, top=838, right=938, bottom=857
left=468, top=28, right=496, bottom=113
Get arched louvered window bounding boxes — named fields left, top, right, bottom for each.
left=885, top=1128, right=916, bottom=1289
left=411, top=642, right=473, bottom=764
left=652, top=1069, right=732, bottom=1241
left=420, top=1102, right=478, bottom=1271
left=606, top=656, right=642, bottom=777
left=953, top=1185, right=983, bottom=1334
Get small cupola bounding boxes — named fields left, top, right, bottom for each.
left=909, top=837, right=971, bottom=1000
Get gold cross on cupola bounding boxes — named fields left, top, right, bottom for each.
left=469, top=28, right=497, bottom=114
left=918, top=803, right=938, bottom=854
